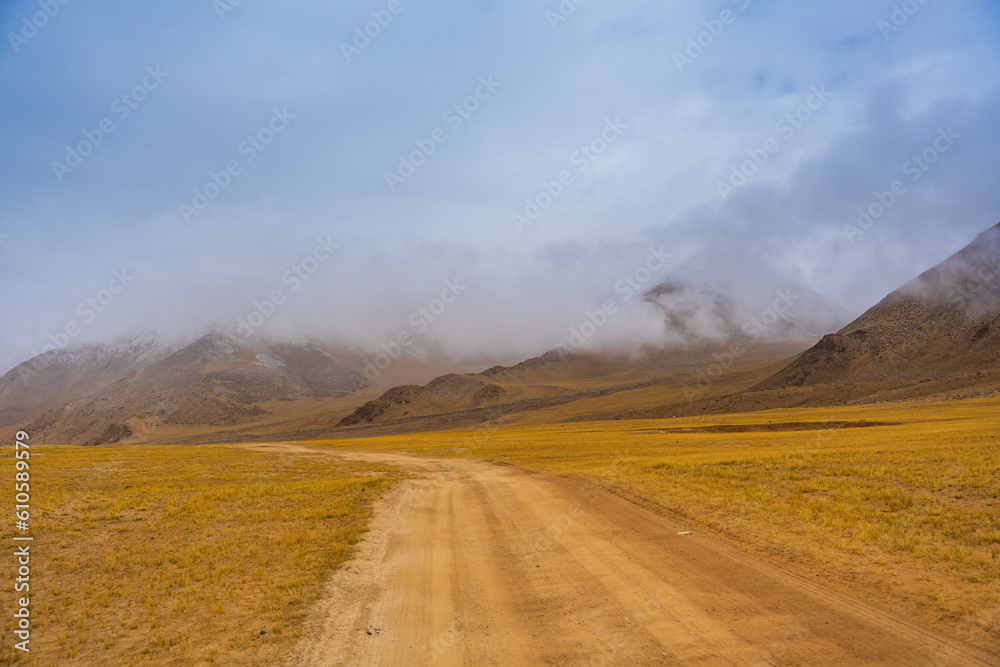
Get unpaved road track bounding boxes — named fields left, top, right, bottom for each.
left=251, top=445, right=997, bottom=666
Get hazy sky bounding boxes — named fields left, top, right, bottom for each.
left=2, top=0, right=1000, bottom=372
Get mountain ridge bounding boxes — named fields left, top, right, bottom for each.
left=4, top=226, right=996, bottom=444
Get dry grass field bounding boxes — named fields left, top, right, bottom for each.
left=0, top=445, right=399, bottom=666
left=308, top=396, right=1000, bottom=654
left=3, top=397, right=997, bottom=663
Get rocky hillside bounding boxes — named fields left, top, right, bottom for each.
left=753, top=222, right=1000, bottom=401
left=334, top=267, right=858, bottom=431
left=0, top=331, right=367, bottom=445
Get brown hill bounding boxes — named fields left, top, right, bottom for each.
left=599, top=223, right=1000, bottom=421
left=334, top=349, right=654, bottom=430
left=0, top=331, right=173, bottom=427
left=0, top=332, right=369, bottom=445
left=332, top=270, right=858, bottom=433
left=749, top=222, right=1000, bottom=402
left=338, top=374, right=514, bottom=427
left=281, top=262, right=860, bottom=436
left=484, top=223, right=1000, bottom=425
left=7, top=245, right=928, bottom=443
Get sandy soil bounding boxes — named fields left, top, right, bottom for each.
left=250, top=445, right=996, bottom=666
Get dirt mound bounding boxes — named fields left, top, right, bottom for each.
left=338, top=376, right=511, bottom=427
left=82, top=422, right=133, bottom=447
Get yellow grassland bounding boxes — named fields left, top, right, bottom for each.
left=309, top=396, right=1000, bottom=652
left=2, top=397, right=997, bottom=662
left=1, top=446, right=399, bottom=666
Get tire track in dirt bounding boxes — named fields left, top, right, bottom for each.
left=249, top=445, right=996, bottom=666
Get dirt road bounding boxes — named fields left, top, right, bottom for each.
left=251, top=446, right=996, bottom=666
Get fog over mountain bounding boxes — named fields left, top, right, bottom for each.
left=750, top=221, right=1000, bottom=404
left=2, top=1, right=999, bottom=374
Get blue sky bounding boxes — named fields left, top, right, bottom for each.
left=2, top=0, right=1000, bottom=370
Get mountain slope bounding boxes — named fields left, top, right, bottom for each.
left=334, top=267, right=858, bottom=432
left=454, top=223, right=1000, bottom=424
left=0, top=331, right=178, bottom=432
left=0, top=332, right=368, bottom=445
left=752, top=222, right=1000, bottom=400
